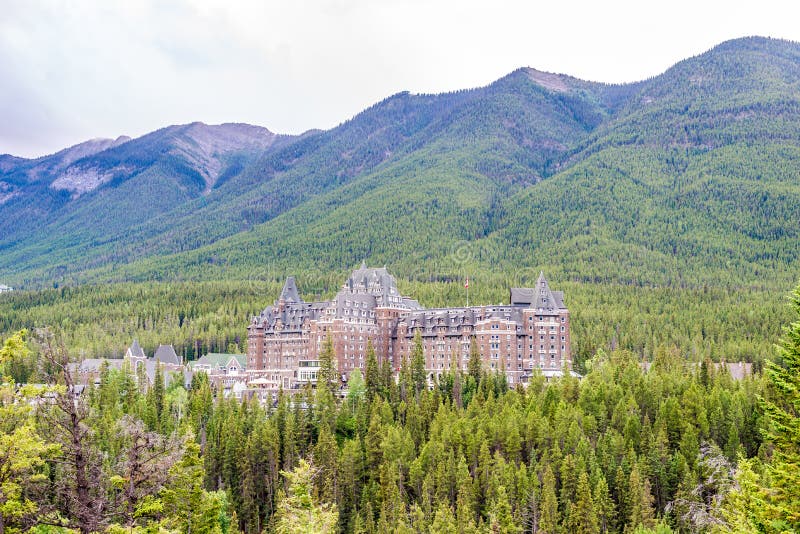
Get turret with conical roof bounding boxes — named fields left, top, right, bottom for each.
left=341, top=264, right=420, bottom=309
left=279, top=276, right=302, bottom=304
left=509, top=272, right=566, bottom=311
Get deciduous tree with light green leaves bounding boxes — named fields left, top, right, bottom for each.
left=0, top=331, right=60, bottom=533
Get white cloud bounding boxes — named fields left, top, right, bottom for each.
left=1, top=0, right=799, bottom=157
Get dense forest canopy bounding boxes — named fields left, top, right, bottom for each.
left=0, top=276, right=792, bottom=376
left=1, top=282, right=799, bottom=532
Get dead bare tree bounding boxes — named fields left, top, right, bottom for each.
left=667, top=442, right=733, bottom=532
left=111, top=414, right=183, bottom=526
left=35, top=328, right=110, bottom=534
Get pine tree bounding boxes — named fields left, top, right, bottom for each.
left=379, top=356, right=395, bottom=400
left=365, top=340, right=380, bottom=400
left=559, top=453, right=579, bottom=526
left=347, top=368, right=366, bottom=414
left=716, top=457, right=769, bottom=533
left=0, top=329, right=33, bottom=383
left=241, top=419, right=280, bottom=533
left=759, top=284, right=800, bottom=530
left=111, top=415, right=182, bottom=527
left=411, top=331, right=427, bottom=397
left=313, top=426, right=339, bottom=503
left=160, top=439, right=226, bottom=533
left=431, top=503, right=459, bottom=533
left=0, top=423, right=58, bottom=532
left=568, top=472, right=599, bottom=534
left=488, top=485, right=520, bottom=533
left=187, top=371, right=214, bottom=436
left=540, top=465, right=560, bottom=534
left=468, top=336, right=483, bottom=385
left=36, top=328, right=110, bottom=534
left=594, top=475, right=616, bottom=534
left=338, top=438, right=364, bottom=533
left=145, top=362, right=166, bottom=431
left=626, top=465, right=655, bottom=532
left=274, top=459, right=339, bottom=534
left=318, top=335, right=338, bottom=392
left=452, top=353, right=463, bottom=409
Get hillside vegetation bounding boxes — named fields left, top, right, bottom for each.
left=1, top=37, right=799, bottom=290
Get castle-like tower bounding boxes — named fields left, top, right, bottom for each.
left=247, top=265, right=571, bottom=389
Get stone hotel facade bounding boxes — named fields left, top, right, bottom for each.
left=247, top=265, right=571, bottom=388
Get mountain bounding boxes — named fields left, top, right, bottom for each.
left=1, top=36, right=799, bottom=289
left=0, top=123, right=283, bottom=275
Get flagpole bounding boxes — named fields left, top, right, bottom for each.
left=465, top=276, right=469, bottom=308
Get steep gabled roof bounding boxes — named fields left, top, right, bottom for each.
left=279, top=276, right=302, bottom=303
left=153, top=344, right=180, bottom=365
left=127, top=339, right=145, bottom=359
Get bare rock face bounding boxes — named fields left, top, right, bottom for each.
left=524, top=68, right=572, bottom=93
left=169, top=123, right=277, bottom=190
left=45, top=137, right=132, bottom=194
left=49, top=136, right=131, bottom=170
left=24, top=136, right=131, bottom=184
left=50, top=167, right=123, bottom=195
left=43, top=123, right=277, bottom=196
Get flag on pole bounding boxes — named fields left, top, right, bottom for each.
left=464, top=277, right=469, bottom=289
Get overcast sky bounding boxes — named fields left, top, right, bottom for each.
left=2, top=0, right=799, bottom=158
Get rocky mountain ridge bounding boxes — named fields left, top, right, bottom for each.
left=1, top=37, right=799, bottom=289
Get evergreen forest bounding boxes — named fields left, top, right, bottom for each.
left=1, top=283, right=800, bottom=532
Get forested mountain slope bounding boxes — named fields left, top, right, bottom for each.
left=1, top=36, right=799, bottom=289
left=499, top=36, right=800, bottom=286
